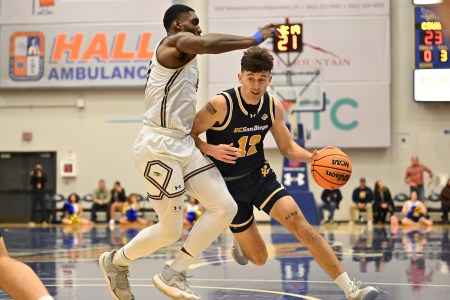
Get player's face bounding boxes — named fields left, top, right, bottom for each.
left=178, top=12, right=202, bottom=36
left=238, top=70, right=272, bottom=103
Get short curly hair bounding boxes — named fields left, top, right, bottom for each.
left=241, top=47, right=274, bottom=73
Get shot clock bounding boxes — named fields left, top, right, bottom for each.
left=273, top=23, right=303, bottom=53
left=413, top=4, right=450, bottom=102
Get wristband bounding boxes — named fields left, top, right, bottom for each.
left=252, top=31, right=264, bottom=45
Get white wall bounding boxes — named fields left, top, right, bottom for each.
left=0, top=0, right=449, bottom=219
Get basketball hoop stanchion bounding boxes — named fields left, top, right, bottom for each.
left=270, top=19, right=322, bottom=226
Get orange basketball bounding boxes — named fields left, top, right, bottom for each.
left=311, top=148, right=352, bottom=190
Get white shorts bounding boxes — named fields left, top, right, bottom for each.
left=133, top=125, right=215, bottom=200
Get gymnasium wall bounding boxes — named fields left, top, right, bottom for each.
left=0, top=0, right=449, bottom=221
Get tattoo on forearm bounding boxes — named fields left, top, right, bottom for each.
left=206, top=102, right=217, bottom=115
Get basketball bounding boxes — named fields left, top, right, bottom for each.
left=311, top=148, right=352, bottom=190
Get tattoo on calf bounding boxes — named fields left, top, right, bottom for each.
left=206, top=102, right=217, bottom=115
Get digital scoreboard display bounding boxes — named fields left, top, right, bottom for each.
left=273, top=23, right=303, bottom=53
left=413, top=5, right=450, bottom=102
left=414, top=7, right=449, bottom=69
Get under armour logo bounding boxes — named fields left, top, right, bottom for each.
left=174, top=185, right=182, bottom=190
left=173, top=205, right=182, bottom=212
left=261, top=165, right=270, bottom=177
left=283, top=173, right=305, bottom=186
left=250, top=113, right=257, bottom=118
left=153, top=171, right=162, bottom=177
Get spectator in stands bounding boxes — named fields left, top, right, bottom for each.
left=350, top=178, right=374, bottom=226
left=441, top=179, right=450, bottom=224
left=401, top=191, right=433, bottom=227
left=0, top=231, right=54, bottom=300
left=90, top=179, right=111, bottom=223
left=119, top=193, right=149, bottom=226
left=108, top=181, right=127, bottom=226
left=373, top=180, right=395, bottom=224
left=318, top=188, right=342, bottom=225
left=29, top=162, right=48, bottom=226
left=62, top=193, right=90, bottom=226
left=404, top=155, right=433, bottom=201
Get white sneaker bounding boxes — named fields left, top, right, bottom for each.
left=99, top=250, right=135, bottom=300
left=153, top=265, right=202, bottom=300
left=347, top=281, right=379, bottom=300
left=231, top=238, right=249, bottom=265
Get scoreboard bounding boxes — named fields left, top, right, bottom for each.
left=273, top=23, right=303, bottom=53
left=414, top=7, right=449, bottom=69
left=413, top=4, right=450, bottom=101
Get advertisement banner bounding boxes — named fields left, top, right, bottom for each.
left=209, top=83, right=390, bottom=148
left=208, top=0, right=390, bottom=148
left=0, top=24, right=167, bottom=88
left=0, top=0, right=173, bottom=24
left=209, top=18, right=390, bottom=82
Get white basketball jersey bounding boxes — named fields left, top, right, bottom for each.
left=143, top=39, right=199, bottom=135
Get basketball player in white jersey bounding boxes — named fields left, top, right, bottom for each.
left=99, top=4, right=277, bottom=300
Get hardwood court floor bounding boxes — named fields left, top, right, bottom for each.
left=0, top=222, right=449, bottom=299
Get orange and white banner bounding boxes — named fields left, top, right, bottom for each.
left=1, top=24, right=167, bottom=88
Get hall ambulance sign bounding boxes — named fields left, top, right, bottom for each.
left=0, top=24, right=166, bottom=88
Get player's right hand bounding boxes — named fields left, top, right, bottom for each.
left=209, top=143, right=241, bottom=164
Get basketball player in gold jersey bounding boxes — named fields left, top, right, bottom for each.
left=191, top=47, right=379, bottom=300
left=99, top=4, right=277, bottom=300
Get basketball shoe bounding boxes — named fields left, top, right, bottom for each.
left=99, top=249, right=135, bottom=300
left=347, top=280, right=379, bottom=300
left=153, top=265, right=202, bottom=300
left=231, top=238, right=249, bottom=265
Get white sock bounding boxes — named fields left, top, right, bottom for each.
left=112, top=247, right=133, bottom=267
left=38, top=296, right=54, bottom=300
left=170, top=249, right=195, bottom=273
left=334, top=272, right=352, bottom=295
